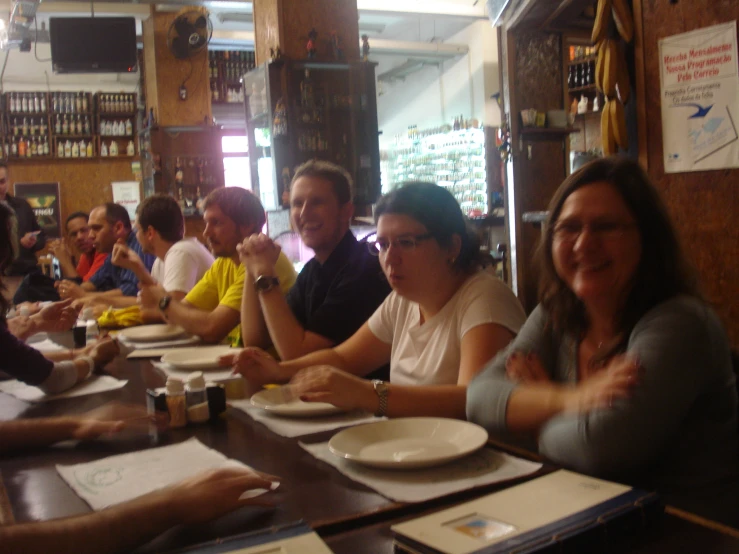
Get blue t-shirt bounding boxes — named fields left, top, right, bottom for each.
left=89, top=232, right=155, bottom=296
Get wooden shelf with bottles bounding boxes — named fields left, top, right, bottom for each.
left=209, top=50, right=256, bottom=105
left=96, top=92, right=137, bottom=157
left=0, top=90, right=142, bottom=161
left=138, top=126, right=225, bottom=200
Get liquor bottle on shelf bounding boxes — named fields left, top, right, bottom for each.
left=126, top=140, right=135, bottom=156
left=86, top=141, right=94, bottom=157
left=80, top=139, right=86, bottom=158
left=109, top=140, right=119, bottom=156
left=40, top=118, right=47, bottom=135
left=125, top=119, right=132, bottom=135
left=21, top=93, right=28, bottom=113
left=30, top=138, right=37, bottom=157
left=21, top=117, right=28, bottom=136
left=175, top=157, right=184, bottom=186
left=11, top=138, right=17, bottom=157
left=62, top=115, right=69, bottom=135
left=83, top=116, right=90, bottom=135
left=41, top=94, right=47, bottom=113
left=76, top=115, right=82, bottom=134
left=54, top=116, right=61, bottom=135
left=82, top=93, right=88, bottom=112
left=100, top=142, right=108, bottom=157
left=43, top=137, right=49, bottom=156
left=71, top=140, right=79, bottom=158
left=64, top=140, right=72, bottom=157
left=300, top=70, right=314, bottom=108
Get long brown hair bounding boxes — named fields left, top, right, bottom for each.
left=536, top=157, right=700, bottom=346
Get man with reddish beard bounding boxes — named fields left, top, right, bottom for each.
left=139, top=187, right=296, bottom=345
left=238, top=160, right=390, bottom=378
left=49, top=212, right=107, bottom=282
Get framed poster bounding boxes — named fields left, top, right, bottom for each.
left=659, top=22, right=739, bottom=173
left=13, top=182, right=62, bottom=238
left=111, top=181, right=141, bottom=221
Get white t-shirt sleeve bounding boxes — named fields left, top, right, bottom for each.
left=367, top=292, right=398, bottom=344
left=162, top=248, right=201, bottom=294
left=457, top=273, right=527, bottom=339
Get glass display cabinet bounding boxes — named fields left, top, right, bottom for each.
left=242, top=59, right=380, bottom=212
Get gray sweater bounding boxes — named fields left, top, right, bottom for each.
left=467, top=296, right=739, bottom=526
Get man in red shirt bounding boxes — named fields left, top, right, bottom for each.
left=48, top=211, right=107, bottom=282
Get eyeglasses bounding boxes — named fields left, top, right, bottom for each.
left=367, top=233, right=433, bottom=255
left=552, top=220, right=636, bottom=243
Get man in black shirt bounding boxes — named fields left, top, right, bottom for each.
left=0, top=162, right=46, bottom=275
left=240, top=160, right=390, bottom=379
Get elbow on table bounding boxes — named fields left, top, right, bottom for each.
left=465, top=381, right=510, bottom=434
left=197, top=330, right=228, bottom=344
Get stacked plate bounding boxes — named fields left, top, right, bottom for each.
left=160, top=345, right=239, bottom=370
left=250, top=386, right=344, bottom=418
left=118, top=324, right=187, bottom=343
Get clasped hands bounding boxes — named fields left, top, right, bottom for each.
left=219, top=349, right=376, bottom=413
left=505, top=350, right=642, bottom=413
left=237, top=234, right=282, bottom=278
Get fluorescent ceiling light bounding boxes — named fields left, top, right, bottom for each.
left=357, top=0, right=488, bottom=18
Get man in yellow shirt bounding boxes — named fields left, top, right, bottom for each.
left=139, top=188, right=296, bottom=345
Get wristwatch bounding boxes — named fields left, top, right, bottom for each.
left=158, top=295, right=172, bottom=313
left=254, top=275, right=280, bottom=293
left=372, top=379, right=389, bottom=417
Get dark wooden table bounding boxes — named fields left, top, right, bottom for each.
left=0, top=358, right=545, bottom=552
left=3, top=357, right=738, bottom=553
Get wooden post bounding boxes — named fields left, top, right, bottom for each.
left=253, top=0, right=360, bottom=64
left=142, top=8, right=212, bottom=127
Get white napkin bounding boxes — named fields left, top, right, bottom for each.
left=299, top=441, right=542, bottom=503
left=230, top=400, right=384, bottom=438
left=0, top=375, right=128, bottom=403
left=56, top=438, right=276, bottom=510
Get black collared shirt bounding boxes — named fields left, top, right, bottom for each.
left=286, top=230, right=391, bottom=379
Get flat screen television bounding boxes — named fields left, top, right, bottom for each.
left=50, top=17, right=137, bottom=74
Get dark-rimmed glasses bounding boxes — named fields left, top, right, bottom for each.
left=367, top=233, right=433, bottom=255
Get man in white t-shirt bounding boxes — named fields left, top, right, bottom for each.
left=111, top=195, right=214, bottom=313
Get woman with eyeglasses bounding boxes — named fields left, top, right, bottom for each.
left=467, top=157, right=738, bottom=526
left=223, top=182, right=525, bottom=419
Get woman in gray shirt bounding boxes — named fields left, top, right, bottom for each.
left=467, top=157, right=738, bottom=527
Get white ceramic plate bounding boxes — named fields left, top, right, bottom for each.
left=160, top=345, right=239, bottom=370
left=118, top=324, right=186, bottom=343
left=250, top=387, right=344, bottom=418
left=328, top=417, right=488, bottom=469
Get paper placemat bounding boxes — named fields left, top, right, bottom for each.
left=0, top=375, right=128, bottom=403
left=230, top=400, right=383, bottom=438
left=152, top=360, right=237, bottom=382
left=56, top=438, right=273, bottom=511
left=299, top=441, right=542, bottom=503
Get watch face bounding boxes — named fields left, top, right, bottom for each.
left=255, top=275, right=279, bottom=292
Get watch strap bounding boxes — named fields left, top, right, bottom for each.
left=372, top=379, right=388, bottom=417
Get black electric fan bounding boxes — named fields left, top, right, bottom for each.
left=167, top=10, right=213, bottom=59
